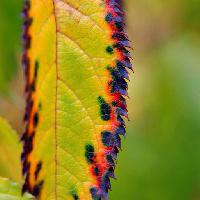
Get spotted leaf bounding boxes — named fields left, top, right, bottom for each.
left=22, top=0, right=132, bottom=199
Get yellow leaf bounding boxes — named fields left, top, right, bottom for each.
left=22, top=0, right=132, bottom=199
left=0, top=117, right=21, bottom=182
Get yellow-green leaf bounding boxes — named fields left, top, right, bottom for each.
left=22, top=0, right=132, bottom=199
left=0, top=117, right=21, bottom=182
left=0, top=177, right=34, bottom=200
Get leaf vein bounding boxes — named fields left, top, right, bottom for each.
left=56, top=0, right=104, bottom=32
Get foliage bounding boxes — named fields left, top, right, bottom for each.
left=0, top=118, right=33, bottom=199
left=0, top=177, right=33, bottom=200
left=21, top=0, right=131, bottom=199
left=0, top=117, right=22, bottom=182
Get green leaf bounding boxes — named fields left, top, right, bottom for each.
left=0, top=1, right=23, bottom=95
left=22, top=0, right=132, bottom=199
left=0, top=177, right=34, bottom=200
left=0, top=117, right=22, bottom=182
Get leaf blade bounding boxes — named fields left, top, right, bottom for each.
left=0, top=117, right=21, bottom=182
left=0, top=177, right=34, bottom=200
left=22, top=0, right=132, bottom=199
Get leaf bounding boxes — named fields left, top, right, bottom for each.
left=22, top=0, right=132, bottom=199
left=0, top=117, right=22, bottom=182
left=0, top=177, right=34, bottom=200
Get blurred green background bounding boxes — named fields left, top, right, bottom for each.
left=0, top=0, right=200, bottom=199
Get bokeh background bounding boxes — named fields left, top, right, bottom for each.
left=0, top=1, right=200, bottom=199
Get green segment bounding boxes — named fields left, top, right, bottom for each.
left=98, top=96, right=111, bottom=121
left=85, top=144, right=95, bottom=164
left=106, top=46, right=114, bottom=54
left=70, top=188, right=79, bottom=200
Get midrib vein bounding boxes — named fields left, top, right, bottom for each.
left=52, top=0, right=58, bottom=199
